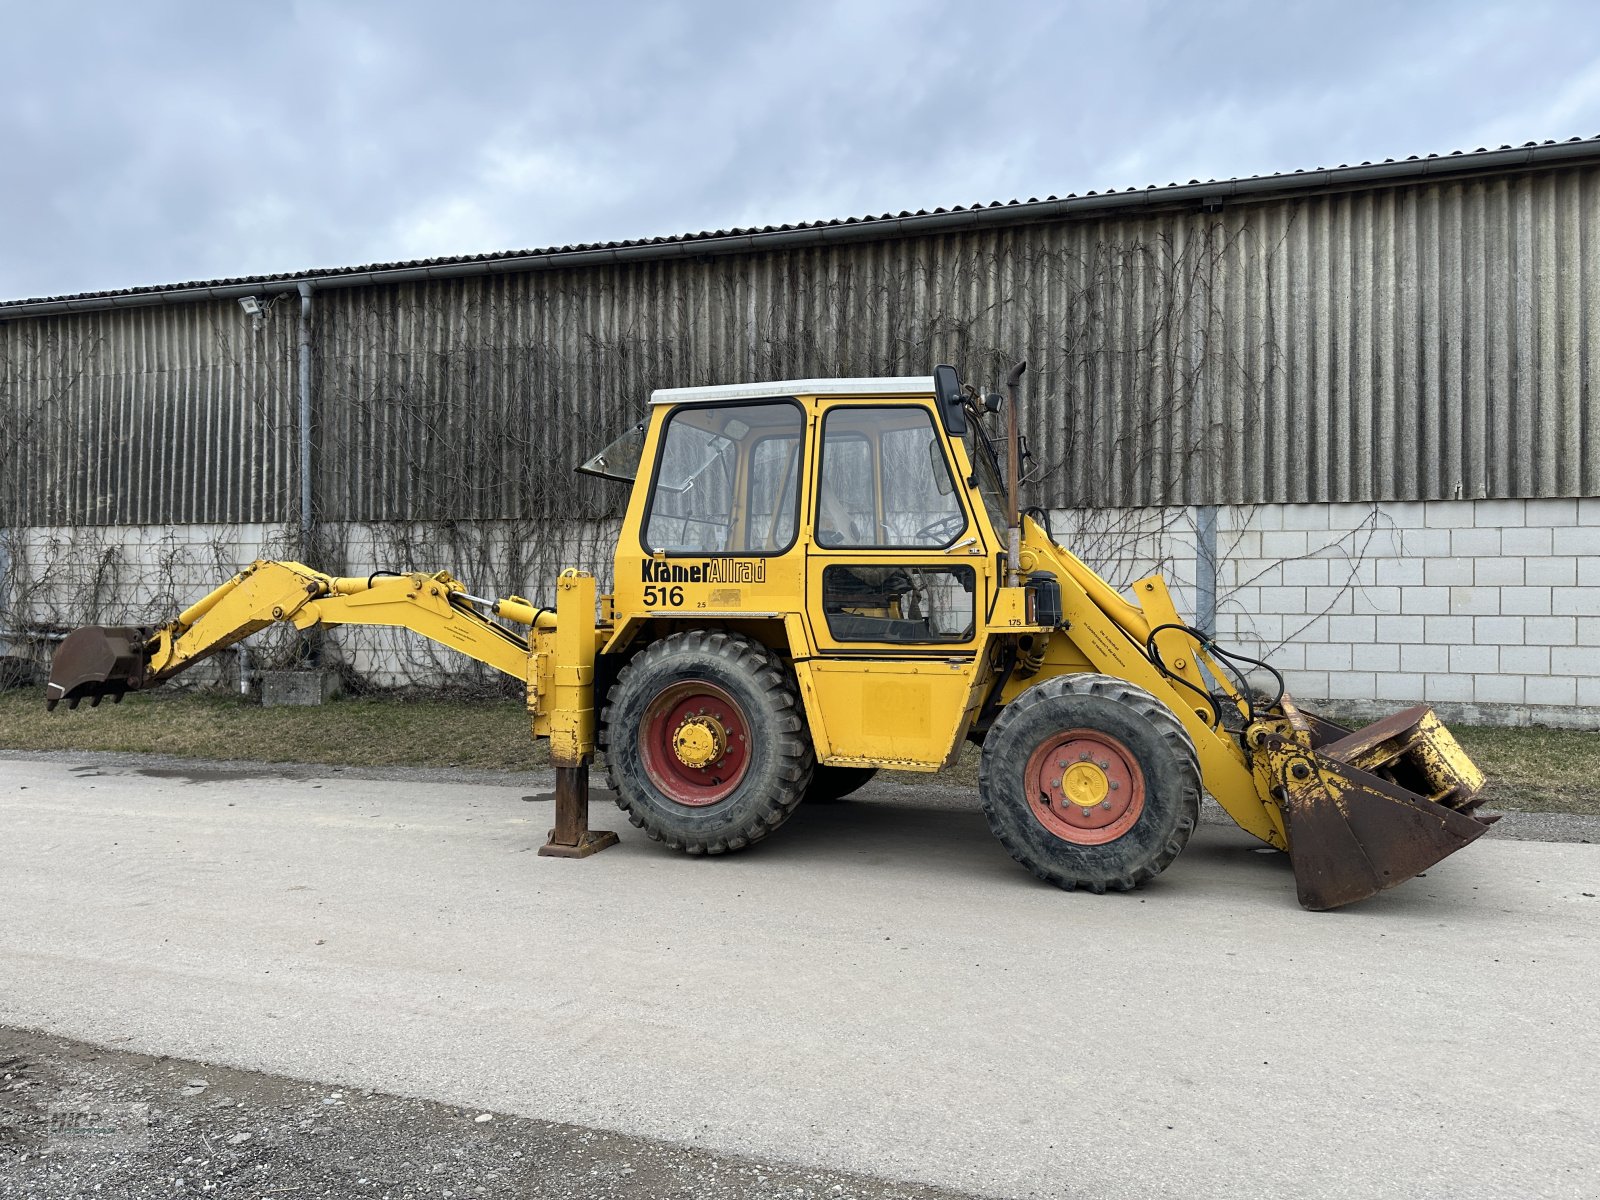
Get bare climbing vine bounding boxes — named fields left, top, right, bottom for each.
left=1, top=209, right=1369, bottom=693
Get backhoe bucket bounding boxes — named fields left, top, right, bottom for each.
left=44, top=626, right=149, bottom=711
left=1258, top=702, right=1497, bottom=910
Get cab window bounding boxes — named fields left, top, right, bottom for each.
left=821, top=564, right=976, bottom=643
left=816, top=406, right=965, bottom=548
left=643, top=401, right=804, bottom=554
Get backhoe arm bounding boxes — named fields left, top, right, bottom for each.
left=44, top=560, right=536, bottom=709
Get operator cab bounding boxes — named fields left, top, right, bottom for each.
left=580, top=371, right=1011, bottom=557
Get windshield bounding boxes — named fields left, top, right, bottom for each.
left=576, top=421, right=647, bottom=484
left=963, top=412, right=1009, bottom=532
left=644, top=401, right=803, bottom=554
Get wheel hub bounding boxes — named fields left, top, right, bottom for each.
left=640, top=682, right=752, bottom=807
left=1060, top=761, right=1109, bottom=806
left=672, top=716, right=728, bottom=769
left=1025, top=730, right=1146, bottom=845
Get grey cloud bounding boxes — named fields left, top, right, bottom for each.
left=2, top=0, right=1597, bottom=300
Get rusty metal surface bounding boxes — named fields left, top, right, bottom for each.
left=42, top=625, right=149, bottom=710
left=1252, top=701, right=1495, bottom=910
left=1279, top=751, right=1497, bottom=911
left=539, top=764, right=620, bottom=858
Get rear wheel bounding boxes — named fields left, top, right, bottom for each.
left=600, top=630, right=814, bottom=854
left=978, top=674, right=1200, bottom=893
left=806, top=765, right=878, bottom=803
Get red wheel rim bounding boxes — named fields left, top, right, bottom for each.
left=1024, top=729, right=1145, bottom=844
left=639, top=681, right=752, bottom=806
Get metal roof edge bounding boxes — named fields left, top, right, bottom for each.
left=5, top=136, right=1598, bottom=319
left=649, top=376, right=936, bottom=404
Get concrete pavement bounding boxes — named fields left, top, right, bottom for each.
left=2, top=755, right=1597, bottom=1198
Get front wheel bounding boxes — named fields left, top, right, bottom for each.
left=600, top=630, right=814, bottom=854
left=978, top=674, right=1200, bottom=893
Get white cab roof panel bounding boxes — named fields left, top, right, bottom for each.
left=649, top=376, right=935, bottom=405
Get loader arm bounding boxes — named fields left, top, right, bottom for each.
left=44, top=560, right=537, bottom=709
left=1014, top=516, right=1496, bottom=909
left=1012, top=523, right=1280, bottom=844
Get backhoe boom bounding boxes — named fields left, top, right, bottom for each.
left=45, top=560, right=534, bottom=710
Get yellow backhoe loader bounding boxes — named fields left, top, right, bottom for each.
left=44, top=364, right=1496, bottom=909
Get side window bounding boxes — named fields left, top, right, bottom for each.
left=816, top=407, right=965, bottom=549
left=644, top=401, right=804, bottom=554
left=821, top=565, right=976, bottom=644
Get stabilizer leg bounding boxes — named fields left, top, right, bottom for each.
left=538, top=764, right=619, bottom=858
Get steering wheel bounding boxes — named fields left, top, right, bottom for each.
left=913, top=513, right=966, bottom=546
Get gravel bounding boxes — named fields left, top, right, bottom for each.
left=0, top=1027, right=976, bottom=1200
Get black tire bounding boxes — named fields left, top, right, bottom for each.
left=978, top=673, right=1200, bottom=893
left=806, top=765, right=878, bottom=803
left=599, top=630, right=814, bottom=855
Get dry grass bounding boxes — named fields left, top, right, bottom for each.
left=0, top=688, right=549, bottom=771
left=1453, top=725, right=1600, bottom=816
left=2, top=688, right=1596, bottom=815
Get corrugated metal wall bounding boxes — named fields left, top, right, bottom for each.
left=0, top=301, right=297, bottom=525
left=5, top=160, right=1597, bottom=525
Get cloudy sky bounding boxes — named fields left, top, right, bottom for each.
left=3, top=0, right=1598, bottom=301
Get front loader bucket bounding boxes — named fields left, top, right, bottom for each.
left=1259, top=703, right=1498, bottom=910
left=44, top=626, right=149, bottom=711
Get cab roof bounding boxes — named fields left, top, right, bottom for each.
left=649, top=376, right=936, bottom=406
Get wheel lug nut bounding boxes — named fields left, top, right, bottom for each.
left=1100, top=800, right=1112, bottom=809
left=1079, top=752, right=1091, bottom=761
left=1097, top=761, right=1109, bottom=770
left=1057, top=759, right=1067, bottom=768
left=1109, top=781, right=1119, bottom=792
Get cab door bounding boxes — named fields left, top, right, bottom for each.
left=801, top=401, right=994, bottom=769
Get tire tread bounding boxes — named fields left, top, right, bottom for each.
left=600, top=630, right=812, bottom=855
left=978, top=673, right=1201, bottom=892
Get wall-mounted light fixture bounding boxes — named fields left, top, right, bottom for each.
left=238, top=295, right=265, bottom=332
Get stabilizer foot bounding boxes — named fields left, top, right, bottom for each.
left=538, top=764, right=619, bottom=859
left=538, top=829, right=620, bottom=858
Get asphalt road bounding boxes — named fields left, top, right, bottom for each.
left=2, top=755, right=1597, bottom=1199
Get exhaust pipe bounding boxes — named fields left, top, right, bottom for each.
left=1004, top=360, right=1026, bottom=588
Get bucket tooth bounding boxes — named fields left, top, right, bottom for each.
left=44, top=626, right=149, bottom=712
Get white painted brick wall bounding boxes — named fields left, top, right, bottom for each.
left=1204, top=498, right=1599, bottom=725
left=1044, top=497, right=1600, bottom=725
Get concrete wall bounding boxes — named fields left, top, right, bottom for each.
left=1214, top=498, right=1600, bottom=727
left=1047, top=497, right=1600, bottom=728
left=7, top=498, right=1595, bottom=726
